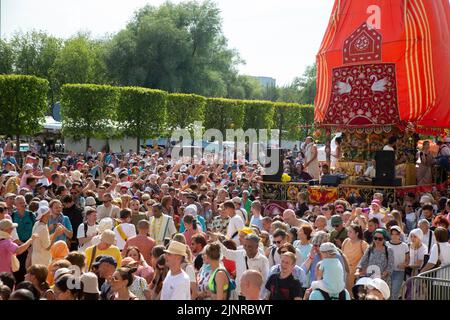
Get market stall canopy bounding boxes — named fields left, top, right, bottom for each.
left=43, top=116, right=62, bottom=131
left=314, top=0, right=450, bottom=135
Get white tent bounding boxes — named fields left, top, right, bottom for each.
left=43, top=116, right=62, bottom=131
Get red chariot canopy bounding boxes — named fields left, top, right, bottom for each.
left=314, top=0, right=450, bottom=134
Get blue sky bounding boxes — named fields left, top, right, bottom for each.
left=1, top=0, right=335, bottom=85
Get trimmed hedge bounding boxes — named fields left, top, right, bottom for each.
left=204, top=98, right=246, bottom=134
left=61, top=84, right=120, bottom=148
left=117, top=86, right=167, bottom=151
left=167, top=93, right=206, bottom=129
left=274, top=103, right=314, bottom=140
left=58, top=82, right=314, bottom=145
left=0, top=75, right=49, bottom=149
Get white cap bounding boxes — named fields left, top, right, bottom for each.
left=24, top=164, right=33, bottom=171
left=185, top=204, right=198, bottom=216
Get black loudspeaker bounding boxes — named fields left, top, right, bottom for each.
left=262, top=148, right=283, bottom=182
left=372, top=177, right=402, bottom=187
left=320, top=174, right=341, bottom=187
left=375, top=151, right=395, bottom=180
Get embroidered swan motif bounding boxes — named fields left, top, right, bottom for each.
left=370, top=75, right=388, bottom=92
left=336, top=76, right=353, bottom=94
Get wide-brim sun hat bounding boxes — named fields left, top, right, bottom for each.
left=164, top=240, right=187, bottom=257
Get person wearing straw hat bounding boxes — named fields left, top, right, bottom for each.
left=0, top=219, right=38, bottom=273
left=161, top=240, right=191, bottom=300
left=31, top=205, right=63, bottom=266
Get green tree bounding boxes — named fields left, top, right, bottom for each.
left=117, top=87, right=168, bottom=152
left=0, top=40, right=14, bottom=74
left=293, top=63, right=317, bottom=104
left=10, top=31, right=62, bottom=78
left=51, top=34, right=109, bottom=98
left=61, top=84, right=119, bottom=150
left=166, top=93, right=206, bottom=130
left=0, top=75, right=49, bottom=151
left=105, top=0, right=240, bottom=97
left=227, top=75, right=263, bottom=100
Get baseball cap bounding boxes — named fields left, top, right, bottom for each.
left=92, top=255, right=117, bottom=268
left=331, top=215, right=343, bottom=227
left=389, top=225, right=402, bottom=234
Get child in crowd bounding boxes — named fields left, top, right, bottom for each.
left=310, top=242, right=346, bottom=296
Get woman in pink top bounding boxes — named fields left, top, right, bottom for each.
left=0, top=219, right=37, bottom=273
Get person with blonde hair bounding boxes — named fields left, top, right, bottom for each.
left=240, top=270, right=263, bottom=300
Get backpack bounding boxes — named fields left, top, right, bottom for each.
left=316, top=288, right=347, bottom=300
left=210, top=268, right=237, bottom=300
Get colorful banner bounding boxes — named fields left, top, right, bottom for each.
left=315, top=0, right=450, bottom=132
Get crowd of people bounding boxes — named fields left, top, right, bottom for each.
left=0, top=144, right=449, bottom=301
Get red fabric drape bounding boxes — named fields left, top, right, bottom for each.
left=315, top=0, right=450, bottom=132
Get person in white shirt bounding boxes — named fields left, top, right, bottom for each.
left=369, top=199, right=386, bottom=228
left=224, top=201, right=245, bottom=244
left=383, top=136, right=397, bottom=151
left=97, top=193, right=121, bottom=221
left=415, top=220, right=436, bottom=257
left=77, top=208, right=99, bottom=252
left=407, top=229, right=427, bottom=275
left=37, top=167, right=52, bottom=187
left=232, top=197, right=248, bottom=225
left=386, top=226, right=409, bottom=300
left=215, top=233, right=269, bottom=299
left=161, top=241, right=191, bottom=300
left=31, top=206, right=61, bottom=266
left=113, top=209, right=136, bottom=251
left=421, top=227, right=450, bottom=273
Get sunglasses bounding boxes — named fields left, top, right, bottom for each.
left=280, top=250, right=288, bottom=254
left=322, top=208, right=330, bottom=211
left=336, top=211, right=344, bottom=214
left=273, top=240, right=282, bottom=245
left=373, top=236, right=385, bottom=241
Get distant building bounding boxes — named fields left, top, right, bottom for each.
left=252, top=76, right=276, bottom=88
